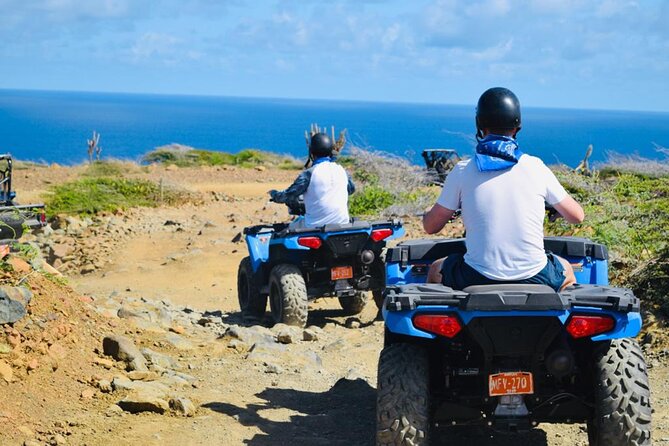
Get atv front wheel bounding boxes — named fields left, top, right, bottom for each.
left=376, top=343, right=430, bottom=446
left=269, top=264, right=308, bottom=327
left=338, top=291, right=368, bottom=315
left=237, top=257, right=267, bottom=323
left=587, top=338, right=651, bottom=446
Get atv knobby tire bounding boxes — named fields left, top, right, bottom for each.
left=376, top=343, right=430, bottom=446
left=237, top=257, right=266, bottom=322
left=339, top=291, right=368, bottom=315
left=372, top=289, right=384, bottom=311
left=269, top=263, right=308, bottom=327
left=588, top=338, right=651, bottom=446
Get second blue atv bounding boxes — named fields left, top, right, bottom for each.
left=237, top=204, right=404, bottom=327
left=376, top=236, right=651, bottom=446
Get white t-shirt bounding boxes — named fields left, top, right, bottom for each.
left=303, top=161, right=350, bottom=226
left=437, top=155, right=568, bottom=280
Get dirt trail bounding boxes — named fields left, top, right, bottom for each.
left=2, top=164, right=667, bottom=446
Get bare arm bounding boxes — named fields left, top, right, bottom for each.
left=553, top=195, right=585, bottom=224
left=423, top=203, right=457, bottom=234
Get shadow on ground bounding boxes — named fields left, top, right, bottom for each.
left=204, top=378, right=555, bottom=446
left=204, top=378, right=375, bottom=445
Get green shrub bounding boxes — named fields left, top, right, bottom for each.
left=142, top=145, right=301, bottom=169
left=349, top=186, right=395, bottom=216
left=44, top=178, right=190, bottom=217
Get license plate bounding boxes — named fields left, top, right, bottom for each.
left=331, top=266, right=353, bottom=280
left=489, top=372, right=534, bottom=396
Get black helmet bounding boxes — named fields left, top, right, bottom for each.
left=476, top=87, right=521, bottom=134
left=309, top=133, right=334, bottom=158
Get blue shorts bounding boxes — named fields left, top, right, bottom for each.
left=440, top=252, right=566, bottom=291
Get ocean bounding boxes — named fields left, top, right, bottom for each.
left=0, top=89, right=668, bottom=167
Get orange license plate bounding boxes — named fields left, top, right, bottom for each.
left=331, top=266, right=353, bottom=280
left=489, top=372, right=534, bottom=396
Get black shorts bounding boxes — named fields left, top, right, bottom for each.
left=440, top=252, right=566, bottom=291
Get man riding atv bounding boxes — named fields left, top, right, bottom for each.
left=423, top=87, right=585, bottom=291
left=269, top=132, right=355, bottom=228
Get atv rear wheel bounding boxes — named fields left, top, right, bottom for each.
left=338, top=291, right=368, bottom=315
left=372, top=289, right=384, bottom=311
left=269, top=264, right=308, bottom=327
left=237, top=257, right=267, bottom=323
left=376, top=343, right=430, bottom=446
left=587, top=338, right=651, bottom=446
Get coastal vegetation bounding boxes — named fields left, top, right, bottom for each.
left=142, top=144, right=301, bottom=170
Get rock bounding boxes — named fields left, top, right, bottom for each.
left=164, top=333, right=193, bottom=350
left=246, top=341, right=287, bottom=363
left=254, top=165, right=266, bottom=172
left=0, top=291, right=27, bottom=325
left=323, top=338, right=346, bottom=353
left=81, top=388, right=96, bottom=399
left=165, top=164, right=178, bottom=172
left=169, top=325, right=186, bottom=335
left=24, top=440, right=41, bottom=446
left=141, top=348, right=178, bottom=370
left=118, top=391, right=170, bottom=414
left=102, top=335, right=148, bottom=371
left=169, top=397, right=196, bottom=417
left=93, top=357, right=115, bottom=369
left=0, top=286, right=33, bottom=306
left=276, top=327, right=299, bottom=344
left=302, top=328, right=319, bottom=342
left=225, top=325, right=275, bottom=345
left=0, top=360, right=13, bottom=382
left=8, top=257, right=31, bottom=273
left=50, top=433, right=67, bottom=445
left=111, top=377, right=169, bottom=394
left=127, top=370, right=158, bottom=381
left=26, top=358, right=38, bottom=371
left=264, top=363, right=283, bottom=374
left=98, top=379, right=113, bottom=393
left=105, top=404, right=124, bottom=417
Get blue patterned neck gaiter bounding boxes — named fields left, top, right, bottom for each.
left=475, top=134, right=524, bottom=172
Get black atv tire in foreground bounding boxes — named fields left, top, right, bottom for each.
left=376, top=343, right=430, bottom=446
left=237, top=257, right=267, bottom=322
left=588, top=338, right=652, bottom=446
left=269, top=263, right=309, bottom=327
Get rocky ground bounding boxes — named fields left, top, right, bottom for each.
left=0, top=163, right=667, bottom=446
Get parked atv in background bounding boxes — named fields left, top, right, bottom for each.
left=0, top=154, right=46, bottom=242
left=237, top=200, right=404, bottom=327
left=376, top=236, right=650, bottom=445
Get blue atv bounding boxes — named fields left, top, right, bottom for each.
left=376, top=236, right=650, bottom=445
left=237, top=203, right=404, bottom=327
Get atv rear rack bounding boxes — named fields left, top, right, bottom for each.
left=384, top=283, right=640, bottom=313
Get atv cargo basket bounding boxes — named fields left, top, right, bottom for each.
left=384, top=283, right=639, bottom=313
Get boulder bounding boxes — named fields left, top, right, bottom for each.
left=169, top=397, right=196, bottom=417
left=102, top=335, right=148, bottom=371
left=118, top=391, right=170, bottom=414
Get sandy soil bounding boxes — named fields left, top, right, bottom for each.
left=0, top=163, right=665, bottom=446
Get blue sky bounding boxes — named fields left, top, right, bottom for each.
left=1, top=0, right=668, bottom=111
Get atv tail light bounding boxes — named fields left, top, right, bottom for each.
left=371, top=228, right=393, bottom=242
left=297, top=236, right=322, bottom=249
left=39, top=212, right=47, bottom=226
left=413, top=314, right=462, bottom=338
left=566, top=315, right=615, bottom=339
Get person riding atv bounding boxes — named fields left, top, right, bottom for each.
left=269, top=132, right=355, bottom=228
left=422, top=87, right=585, bottom=291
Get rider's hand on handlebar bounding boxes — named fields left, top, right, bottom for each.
left=546, top=205, right=561, bottom=222
left=268, top=189, right=278, bottom=202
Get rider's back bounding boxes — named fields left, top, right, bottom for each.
left=438, top=155, right=567, bottom=281
left=304, top=160, right=350, bottom=227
